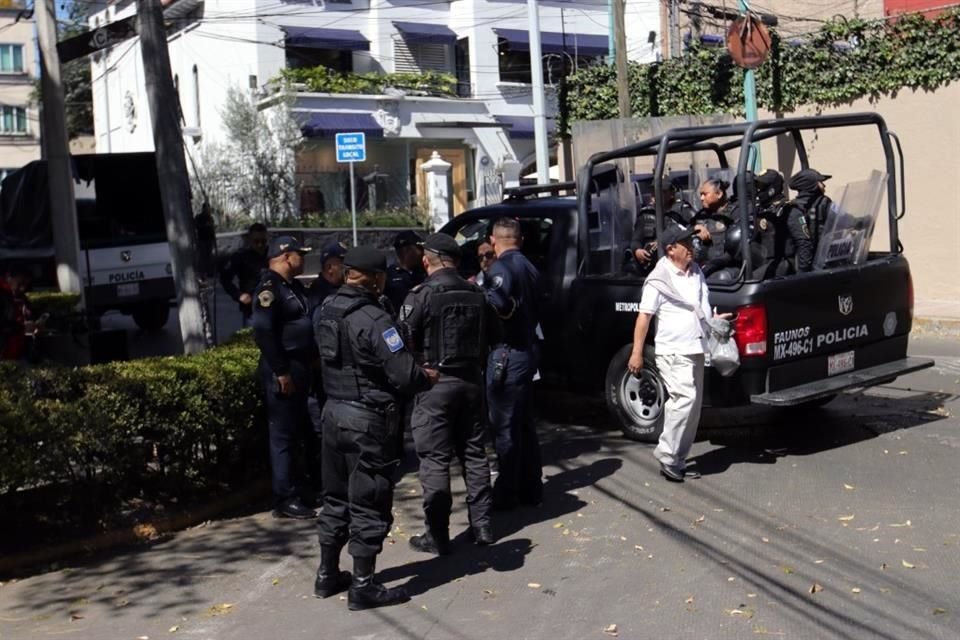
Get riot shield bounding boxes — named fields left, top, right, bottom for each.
left=813, top=170, right=886, bottom=270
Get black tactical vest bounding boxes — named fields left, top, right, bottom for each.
left=316, top=294, right=373, bottom=401
left=423, top=282, right=486, bottom=370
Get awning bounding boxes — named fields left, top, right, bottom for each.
left=495, top=115, right=556, bottom=140
left=393, top=21, right=457, bottom=44
left=300, top=113, right=383, bottom=138
left=493, top=28, right=608, bottom=58
left=282, top=26, right=370, bottom=51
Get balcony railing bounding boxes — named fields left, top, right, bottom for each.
left=275, top=67, right=458, bottom=98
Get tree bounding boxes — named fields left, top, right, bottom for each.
left=192, top=87, right=302, bottom=226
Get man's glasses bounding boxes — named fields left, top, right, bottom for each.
left=478, top=251, right=495, bottom=261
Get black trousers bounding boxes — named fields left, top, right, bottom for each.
left=317, top=400, right=401, bottom=558
left=486, top=345, right=543, bottom=507
left=259, top=357, right=316, bottom=502
left=411, top=375, right=492, bottom=534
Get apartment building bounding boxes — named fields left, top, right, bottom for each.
left=0, top=1, right=39, bottom=180
left=89, top=0, right=661, bottom=216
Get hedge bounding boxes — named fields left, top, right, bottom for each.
left=0, top=330, right=265, bottom=546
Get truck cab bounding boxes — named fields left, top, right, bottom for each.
left=441, top=113, right=934, bottom=442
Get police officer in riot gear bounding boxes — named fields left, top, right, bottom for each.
left=693, top=178, right=738, bottom=278
left=314, top=246, right=437, bottom=610
left=251, top=236, right=317, bottom=520
left=484, top=218, right=543, bottom=510
left=399, top=233, right=495, bottom=555
left=221, top=223, right=270, bottom=324
left=383, top=230, right=426, bottom=312
left=786, top=168, right=834, bottom=272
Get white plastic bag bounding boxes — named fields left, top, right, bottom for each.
left=707, top=317, right=739, bottom=377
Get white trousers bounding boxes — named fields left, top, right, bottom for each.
left=653, top=353, right=705, bottom=470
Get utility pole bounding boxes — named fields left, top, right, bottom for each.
left=137, top=0, right=206, bottom=354
left=738, top=0, right=761, bottom=170
left=669, top=0, right=682, bottom=58
left=527, top=0, right=550, bottom=185
left=35, top=0, right=85, bottom=301
left=613, top=0, right=630, bottom=119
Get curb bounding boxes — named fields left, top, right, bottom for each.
left=913, top=316, right=960, bottom=338
left=0, top=479, right=271, bottom=579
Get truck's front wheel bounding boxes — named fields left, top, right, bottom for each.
left=132, top=301, right=170, bottom=332
left=605, top=344, right=666, bottom=443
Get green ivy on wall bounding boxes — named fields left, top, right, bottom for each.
left=277, top=67, right=457, bottom=97
left=564, top=9, right=960, bottom=134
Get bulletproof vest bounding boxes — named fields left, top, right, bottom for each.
left=423, top=281, right=486, bottom=369
left=316, top=294, right=374, bottom=401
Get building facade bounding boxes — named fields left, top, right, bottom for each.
left=0, top=2, right=40, bottom=180
left=89, top=0, right=660, bottom=218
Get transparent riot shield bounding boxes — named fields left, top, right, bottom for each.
left=813, top=170, right=886, bottom=270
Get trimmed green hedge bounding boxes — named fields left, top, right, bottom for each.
left=0, top=330, right=263, bottom=502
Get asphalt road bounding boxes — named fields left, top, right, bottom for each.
left=1, top=335, right=957, bottom=640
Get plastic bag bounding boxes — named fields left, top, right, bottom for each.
left=706, top=317, right=739, bottom=377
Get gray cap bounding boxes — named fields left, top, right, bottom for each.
left=343, top=246, right=387, bottom=273
left=661, top=225, right=697, bottom=247
left=267, top=235, right=312, bottom=259
left=422, top=233, right=461, bottom=258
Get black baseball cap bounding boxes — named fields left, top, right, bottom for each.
left=788, top=168, right=831, bottom=192
left=267, top=236, right=312, bottom=259
left=393, top=230, right=424, bottom=249
left=661, top=225, right=697, bottom=247
left=422, top=233, right=461, bottom=258
left=343, top=246, right=387, bottom=273
left=319, top=241, right=347, bottom=265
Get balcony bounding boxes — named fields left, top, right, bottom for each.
left=274, top=67, right=458, bottom=99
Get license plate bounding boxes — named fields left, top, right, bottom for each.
left=827, top=350, right=855, bottom=376
left=117, top=283, right=140, bottom=297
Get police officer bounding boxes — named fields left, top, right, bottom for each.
left=383, top=230, right=425, bottom=312
left=399, top=233, right=495, bottom=555
left=629, top=181, right=696, bottom=270
left=307, top=241, right=348, bottom=313
left=786, top=168, right=834, bottom=272
left=314, top=246, right=437, bottom=610
left=221, top=223, right=270, bottom=324
left=693, top=178, right=738, bottom=278
left=252, top=236, right=317, bottom=519
left=484, top=218, right=543, bottom=510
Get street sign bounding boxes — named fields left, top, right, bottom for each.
left=57, top=16, right=138, bottom=63
left=335, top=132, right=367, bottom=163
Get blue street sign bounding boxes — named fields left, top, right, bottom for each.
left=335, top=132, right=366, bottom=163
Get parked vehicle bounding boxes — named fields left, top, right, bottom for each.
left=0, top=153, right=175, bottom=331
left=441, top=113, right=934, bottom=442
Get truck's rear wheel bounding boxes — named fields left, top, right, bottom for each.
left=132, top=302, right=170, bottom=331
left=605, top=344, right=666, bottom=443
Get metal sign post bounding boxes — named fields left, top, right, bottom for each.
left=335, top=132, right=367, bottom=246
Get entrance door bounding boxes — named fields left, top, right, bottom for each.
left=415, top=148, right=468, bottom=217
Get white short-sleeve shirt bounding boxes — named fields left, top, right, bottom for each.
left=638, top=261, right=712, bottom=355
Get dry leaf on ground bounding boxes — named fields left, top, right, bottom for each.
left=527, top=583, right=541, bottom=589
left=843, top=484, right=855, bottom=490
left=838, top=515, right=855, bottom=522
left=901, top=560, right=915, bottom=569
left=809, top=583, right=823, bottom=594
left=603, top=623, right=618, bottom=636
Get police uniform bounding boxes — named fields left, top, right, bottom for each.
left=383, top=230, right=426, bottom=312
left=251, top=237, right=317, bottom=519
left=786, top=169, right=834, bottom=272
left=399, top=233, right=494, bottom=554
left=484, top=247, right=543, bottom=509
left=220, top=246, right=268, bottom=321
left=314, top=246, right=431, bottom=610
left=693, top=203, right=738, bottom=278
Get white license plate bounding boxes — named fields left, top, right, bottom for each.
left=827, top=350, right=855, bottom=376
left=117, top=283, right=140, bottom=297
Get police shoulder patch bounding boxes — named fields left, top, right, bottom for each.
left=382, top=326, right=404, bottom=353
left=399, top=304, right=414, bottom=321
left=258, top=290, right=275, bottom=307
left=491, top=274, right=504, bottom=290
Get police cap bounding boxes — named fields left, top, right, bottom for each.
left=788, top=168, right=831, bottom=193
left=319, top=241, right=347, bottom=265
left=422, top=233, right=461, bottom=259
left=343, top=246, right=387, bottom=273
left=393, top=230, right=424, bottom=250
left=661, top=225, right=697, bottom=247
left=267, top=235, right=312, bottom=259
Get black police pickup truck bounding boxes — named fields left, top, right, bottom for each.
left=440, top=113, right=933, bottom=442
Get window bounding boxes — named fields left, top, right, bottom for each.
left=497, top=40, right=602, bottom=85
left=394, top=39, right=451, bottom=74
left=285, top=48, right=353, bottom=73
left=0, top=44, right=23, bottom=73
left=0, top=106, right=27, bottom=134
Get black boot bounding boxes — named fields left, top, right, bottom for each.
left=314, top=545, right=352, bottom=598
left=408, top=529, right=451, bottom=555
left=347, top=556, right=410, bottom=611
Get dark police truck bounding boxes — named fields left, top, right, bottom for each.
left=441, top=113, right=933, bottom=442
